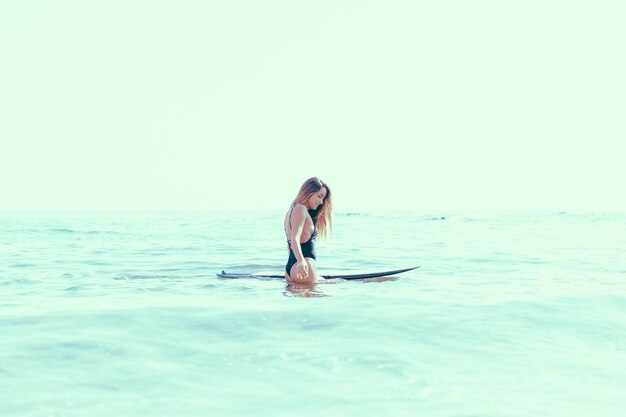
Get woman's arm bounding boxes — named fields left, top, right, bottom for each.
left=287, top=205, right=309, bottom=279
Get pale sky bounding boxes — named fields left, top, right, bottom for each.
left=1, top=0, right=624, bottom=211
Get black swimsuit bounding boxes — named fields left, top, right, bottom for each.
left=285, top=204, right=318, bottom=276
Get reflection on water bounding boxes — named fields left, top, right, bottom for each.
left=283, top=281, right=328, bottom=297
left=357, top=276, right=400, bottom=283
left=282, top=275, right=400, bottom=297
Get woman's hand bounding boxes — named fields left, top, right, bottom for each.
left=293, top=261, right=309, bottom=281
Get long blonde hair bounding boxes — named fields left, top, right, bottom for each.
left=291, top=177, right=333, bottom=241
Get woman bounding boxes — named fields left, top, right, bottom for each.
left=284, top=177, right=333, bottom=284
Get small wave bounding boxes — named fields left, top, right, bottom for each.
left=226, top=264, right=281, bottom=271
left=114, top=273, right=171, bottom=280
left=557, top=211, right=626, bottom=222
left=12, top=263, right=36, bottom=268
left=85, top=230, right=120, bottom=235
left=47, top=228, right=120, bottom=235
left=199, top=284, right=218, bottom=289
left=85, top=260, right=113, bottom=266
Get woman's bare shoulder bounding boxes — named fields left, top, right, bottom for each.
left=289, top=204, right=308, bottom=222
left=292, top=204, right=307, bottom=213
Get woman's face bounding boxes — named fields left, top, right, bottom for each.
left=307, top=187, right=327, bottom=210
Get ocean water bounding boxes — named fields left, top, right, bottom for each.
left=1, top=210, right=625, bottom=417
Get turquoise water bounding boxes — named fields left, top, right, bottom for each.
left=1, top=210, right=625, bottom=416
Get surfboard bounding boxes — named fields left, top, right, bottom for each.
left=216, top=266, right=419, bottom=280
